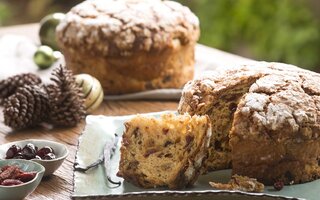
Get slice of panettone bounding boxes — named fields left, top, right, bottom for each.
left=117, top=113, right=211, bottom=189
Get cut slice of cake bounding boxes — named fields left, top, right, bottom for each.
left=117, top=113, right=211, bottom=189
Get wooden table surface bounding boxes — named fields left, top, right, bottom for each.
left=0, top=24, right=250, bottom=200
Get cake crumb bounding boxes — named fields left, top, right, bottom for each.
left=209, top=174, right=264, bottom=193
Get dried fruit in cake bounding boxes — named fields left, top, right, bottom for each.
left=117, top=113, right=211, bottom=189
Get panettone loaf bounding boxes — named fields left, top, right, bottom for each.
left=178, top=62, right=320, bottom=185
left=117, top=113, right=211, bottom=189
left=56, top=0, right=199, bottom=95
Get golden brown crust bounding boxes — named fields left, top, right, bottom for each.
left=231, top=139, right=320, bottom=185
left=62, top=42, right=195, bottom=94
left=56, top=0, right=199, bottom=57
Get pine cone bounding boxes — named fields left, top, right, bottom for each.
left=3, top=85, right=49, bottom=129
left=0, top=73, right=42, bottom=99
left=46, top=66, right=86, bottom=126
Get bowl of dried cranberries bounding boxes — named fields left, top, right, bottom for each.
left=0, top=139, right=68, bottom=176
left=0, top=159, right=45, bottom=200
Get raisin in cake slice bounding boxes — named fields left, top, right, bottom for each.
left=117, top=113, right=211, bottom=189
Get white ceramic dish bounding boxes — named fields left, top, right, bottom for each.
left=0, top=159, right=45, bottom=200
left=0, top=139, right=69, bottom=176
left=72, top=111, right=319, bottom=200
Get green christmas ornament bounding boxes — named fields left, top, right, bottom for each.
left=33, top=45, right=60, bottom=69
left=39, top=13, right=65, bottom=50
left=75, top=74, right=104, bottom=113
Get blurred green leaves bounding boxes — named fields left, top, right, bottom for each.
left=178, top=0, right=320, bottom=70
left=0, top=2, right=10, bottom=26
left=0, top=0, right=82, bottom=26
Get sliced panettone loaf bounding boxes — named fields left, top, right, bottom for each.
left=117, top=113, right=211, bottom=189
left=178, top=62, right=320, bottom=185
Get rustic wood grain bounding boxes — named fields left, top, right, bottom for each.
left=0, top=24, right=250, bottom=200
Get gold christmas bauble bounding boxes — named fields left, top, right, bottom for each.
left=75, top=74, right=104, bottom=113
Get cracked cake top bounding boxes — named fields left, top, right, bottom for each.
left=56, top=0, right=200, bottom=56
left=178, top=62, right=320, bottom=140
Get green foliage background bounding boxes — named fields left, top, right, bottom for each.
left=178, top=0, right=320, bottom=71
left=0, top=0, right=319, bottom=71
left=0, top=2, right=10, bottom=26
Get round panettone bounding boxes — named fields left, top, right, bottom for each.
left=56, top=0, right=200, bottom=95
left=178, top=62, right=320, bottom=185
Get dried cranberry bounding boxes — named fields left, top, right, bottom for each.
left=273, top=180, right=284, bottom=191
left=0, top=165, right=19, bottom=180
left=184, top=135, right=194, bottom=148
left=17, top=171, right=37, bottom=182
left=21, top=143, right=37, bottom=160
left=1, top=179, right=24, bottom=186
left=36, top=146, right=54, bottom=158
left=144, top=149, right=157, bottom=157
left=1, top=165, right=10, bottom=171
left=43, top=153, right=56, bottom=160
left=0, top=165, right=38, bottom=186
left=5, top=145, right=21, bottom=159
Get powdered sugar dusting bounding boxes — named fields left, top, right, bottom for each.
left=56, top=0, right=199, bottom=56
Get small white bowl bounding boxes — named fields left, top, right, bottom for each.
left=0, top=139, right=69, bottom=176
left=0, top=159, right=45, bottom=200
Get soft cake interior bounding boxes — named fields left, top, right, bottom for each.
left=204, top=79, right=259, bottom=171
left=117, top=113, right=211, bottom=189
